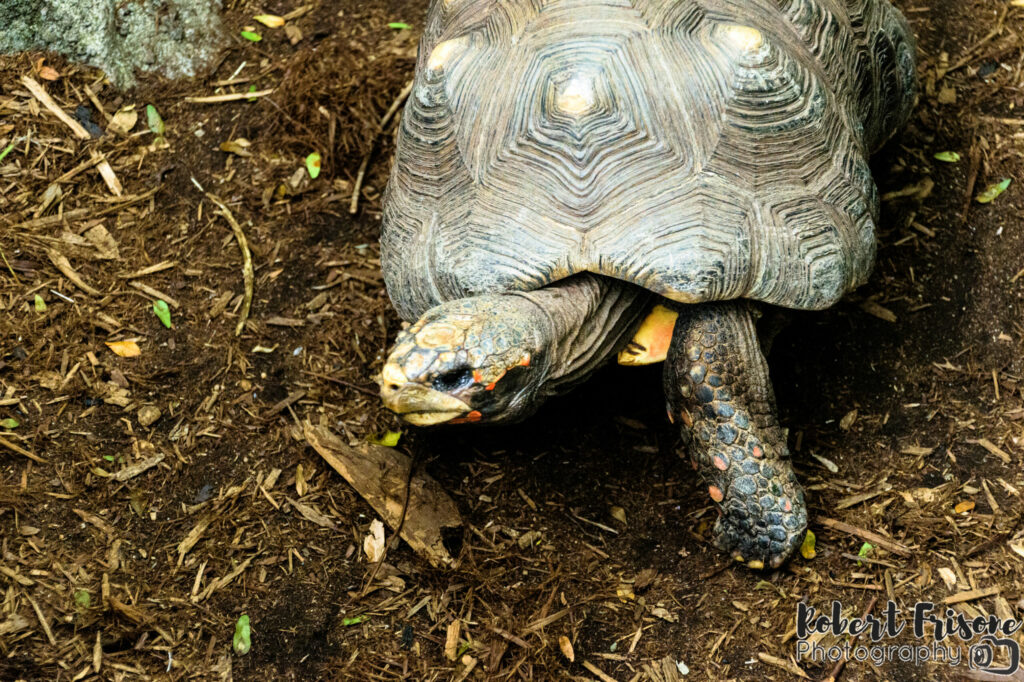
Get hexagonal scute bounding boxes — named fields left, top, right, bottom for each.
left=382, top=0, right=916, bottom=320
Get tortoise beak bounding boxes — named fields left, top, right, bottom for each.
left=379, top=363, right=471, bottom=425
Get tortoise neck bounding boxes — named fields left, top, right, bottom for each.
left=513, top=274, right=651, bottom=396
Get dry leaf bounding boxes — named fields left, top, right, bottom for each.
left=954, top=500, right=975, bottom=514
left=558, top=635, right=575, bottom=662
left=839, top=409, right=858, bottom=431
left=650, top=607, right=678, bottom=623
left=610, top=506, right=626, bottom=524
left=108, top=107, right=138, bottom=135
left=304, top=424, right=462, bottom=567
left=105, top=340, right=141, bottom=358
left=363, top=519, right=385, bottom=563
left=84, top=224, right=119, bottom=260
left=285, top=24, right=303, bottom=44
left=254, top=13, right=285, bottom=27
left=39, top=66, right=60, bottom=81
left=937, top=567, right=958, bottom=590
left=219, top=138, right=253, bottom=157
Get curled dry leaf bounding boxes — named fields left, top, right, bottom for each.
left=558, top=635, right=575, bottom=662
left=363, top=518, right=385, bottom=563
left=105, top=340, right=141, bottom=358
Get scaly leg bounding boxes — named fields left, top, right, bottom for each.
left=664, top=302, right=806, bottom=568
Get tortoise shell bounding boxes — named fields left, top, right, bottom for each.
left=381, top=0, right=916, bottom=321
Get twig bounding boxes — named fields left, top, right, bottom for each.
left=26, top=595, right=56, bottom=646
left=0, top=435, right=46, bottom=464
left=205, top=194, right=253, bottom=336
left=816, top=517, right=912, bottom=557
left=46, top=248, right=100, bottom=296
left=21, top=75, right=90, bottom=139
left=300, top=370, right=379, bottom=397
left=822, top=596, right=877, bottom=682
left=349, top=79, right=414, bottom=215
left=21, top=76, right=122, bottom=196
left=962, top=140, right=981, bottom=223
left=0, top=245, right=20, bottom=284
left=379, top=79, right=414, bottom=130
left=129, top=280, right=180, bottom=309
left=581, top=660, right=618, bottom=682
left=184, top=89, right=274, bottom=104
left=349, top=153, right=371, bottom=215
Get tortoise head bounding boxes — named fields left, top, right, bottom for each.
left=379, top=295, right=549, bottom=425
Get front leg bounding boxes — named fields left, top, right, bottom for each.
left=664, top=302, right=806, bottom=568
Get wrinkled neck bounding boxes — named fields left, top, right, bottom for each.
left=513, top=274, right=652, bottom=396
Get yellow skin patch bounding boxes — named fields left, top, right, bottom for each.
left=617, top=305, right=678, bottom=365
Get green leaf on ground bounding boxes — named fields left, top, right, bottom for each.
left=976, top=178, right=1011, bottom=204
left=146, top=105, right=165, bottom=135
left=305, top=152, right=321, bottom=179
left=153, top=299, right=172, bottom=328
left=233, top=614, right=251, bottom=655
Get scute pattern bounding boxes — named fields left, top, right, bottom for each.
left=382, top=0, right=916, bottom=321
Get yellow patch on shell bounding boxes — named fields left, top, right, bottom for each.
left=554, top=74, right=597, bottom=116
left=617, top=305, right=678, bottom=365
left=722, top=25, right=764, bottom=52
left=428, top=37, right=467, bottom=72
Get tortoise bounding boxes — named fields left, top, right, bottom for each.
left=377, top=0, right=916, bottom=568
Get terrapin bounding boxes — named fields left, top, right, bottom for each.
left=377, top=0, right=916, bottom=568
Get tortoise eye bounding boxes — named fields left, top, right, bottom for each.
left=432, top=368, right=474, bottom=393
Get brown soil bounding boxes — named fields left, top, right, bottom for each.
left=1, top=1, right=1023, bottom=680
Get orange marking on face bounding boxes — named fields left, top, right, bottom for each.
left=679, top=410, right=693, bottom=428
left=472, top=370, right=483, bottom=383
left=485, top=382, right=496, bottom=391
left=666, top=409, right=675, bottom=424
left=708, top=485, right=724, bottom=503
left=752, top=446, right=763, bottom=458
left=519, top=355, right=530, bottom=367
left=713, top=455, right=728, bottom=471
left=450, top=410, right=482, bottom=425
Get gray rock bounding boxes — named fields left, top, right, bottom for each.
left=0, top=0, right=224, bottom=87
